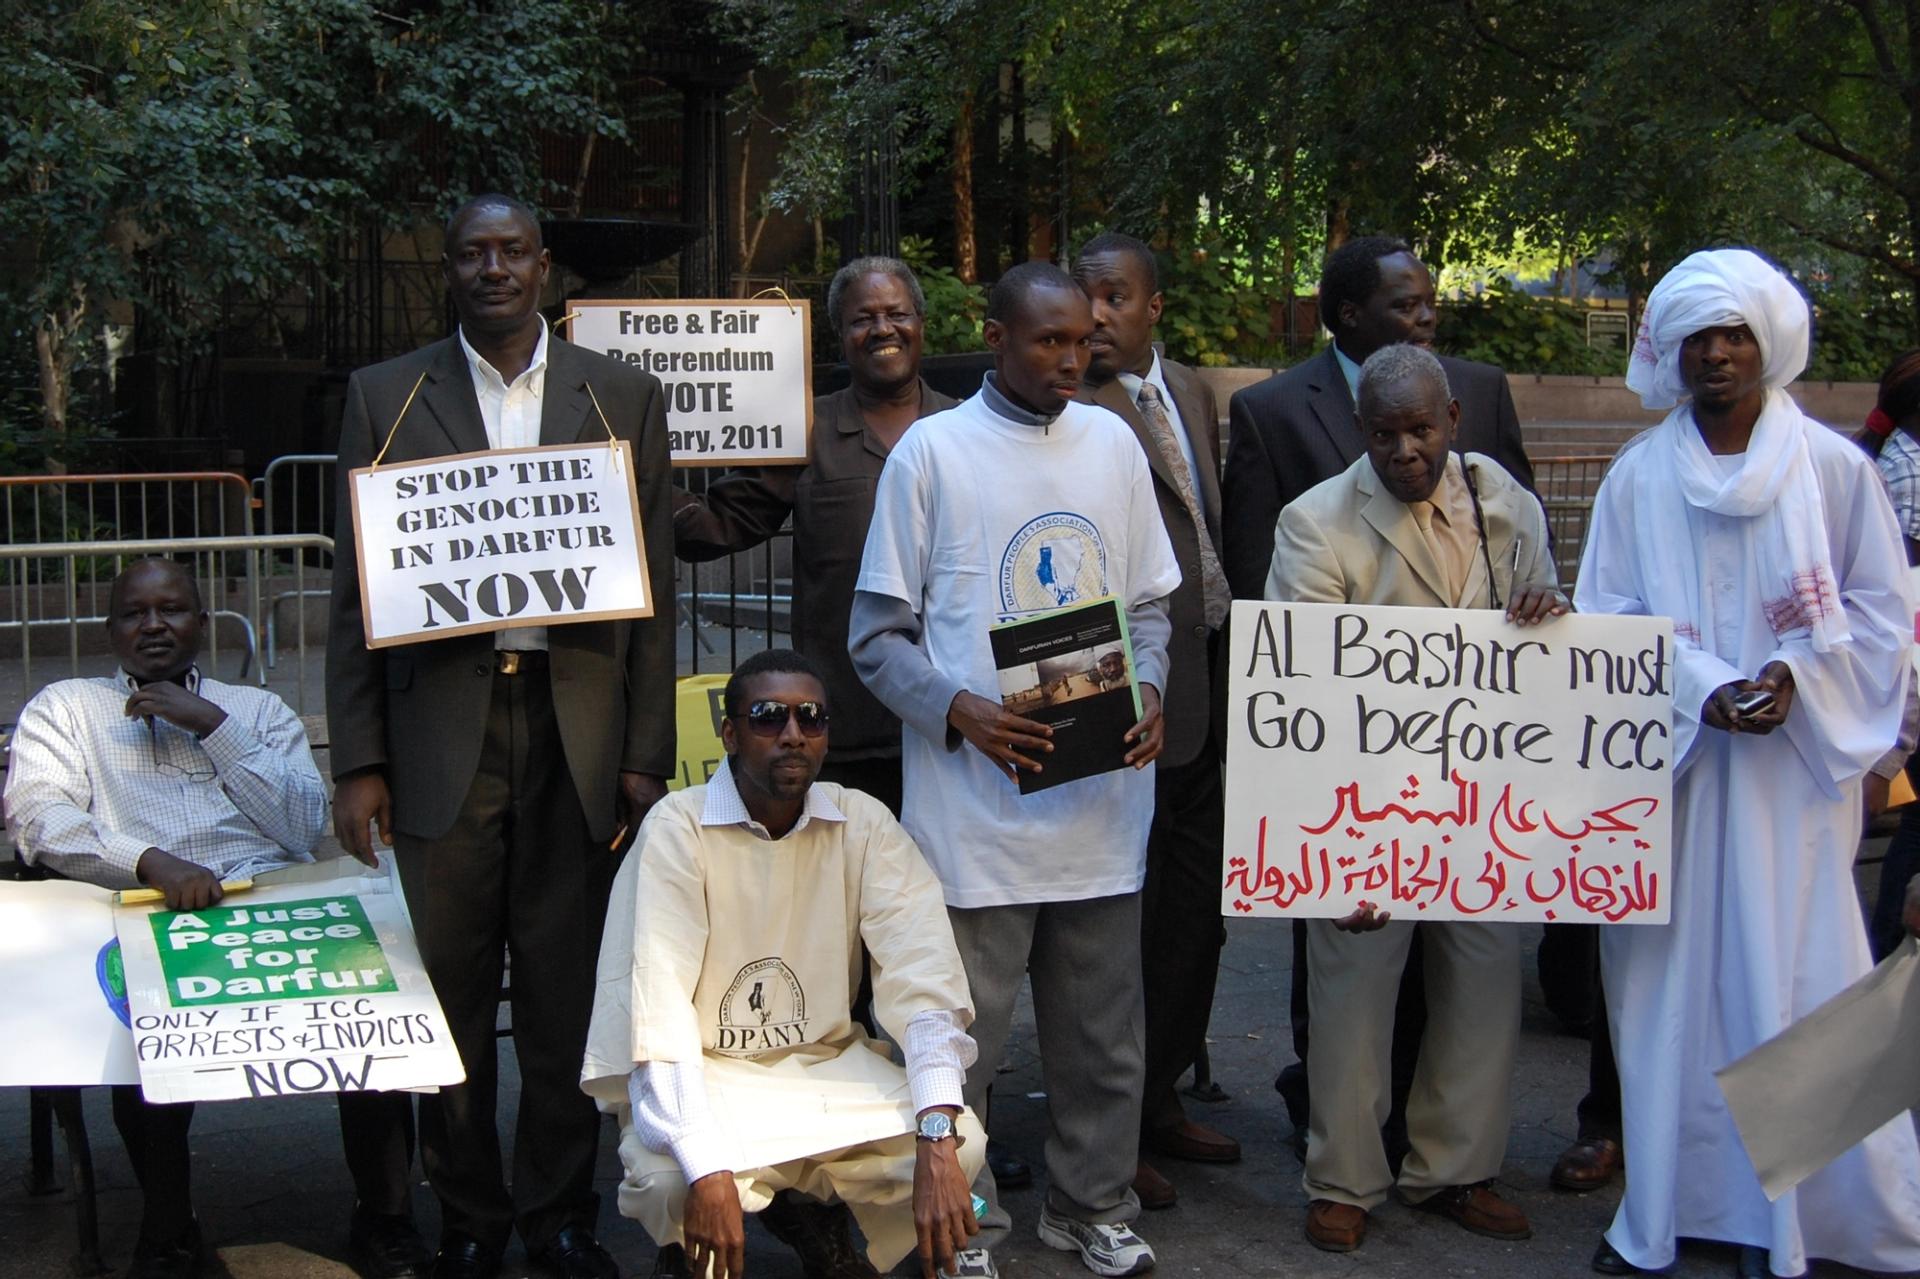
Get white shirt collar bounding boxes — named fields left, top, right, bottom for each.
left=1332, top=342, right=1363, bottom=402
left=116, top=665, right=202, bottom=694
left=1116, top=349, right=1172, bottom=406
left=700, top=757, right=847, bottom=841
left=458, top=317, right=549, bottom=396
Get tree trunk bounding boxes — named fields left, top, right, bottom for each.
left=954, top=91, right=977, bottom=283
left=33, top=288, right=85, bottom=474
left=1326, top=198, right=1351, bottom=253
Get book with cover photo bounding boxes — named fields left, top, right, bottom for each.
left=989, top=595, right=1141, bottom=795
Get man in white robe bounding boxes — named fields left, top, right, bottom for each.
left=1576, top=248, right=1920, bottom=1278
left=581, top=649, right=986, bottom=1279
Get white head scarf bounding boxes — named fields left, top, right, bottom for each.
left=1626, top=248, right=1810, bottom=411
left=1622, top=249, right=1847, bottom=657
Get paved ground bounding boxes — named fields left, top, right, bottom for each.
left=3, top=889, right=1913, bottom=1279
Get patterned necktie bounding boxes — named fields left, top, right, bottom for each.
left=1135, top=382, right=1231, bottom=628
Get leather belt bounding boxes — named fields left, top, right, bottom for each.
left=493, top=649, right=548, bottom=675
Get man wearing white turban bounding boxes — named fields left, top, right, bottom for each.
left=1576, top=248, right=1920, bottom=1277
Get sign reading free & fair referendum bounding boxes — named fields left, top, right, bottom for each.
left=568, top=299, right=812, bottom=466
left=349, top=440, right=653, bottom=648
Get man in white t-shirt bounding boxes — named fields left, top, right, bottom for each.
left=850, top=262, right=1181, bottom=1279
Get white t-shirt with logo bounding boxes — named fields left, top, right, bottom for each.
left=857, top=391, right=1182, bottom=907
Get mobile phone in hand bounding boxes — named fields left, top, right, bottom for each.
left=1731, top=688, right=1776, bottom=719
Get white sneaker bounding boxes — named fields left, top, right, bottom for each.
left=937, top=1247, right=999, bottom=1279
left=1036, top=1205, right=1156, bottom=1276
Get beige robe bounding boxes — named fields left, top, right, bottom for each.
left=581, top=781, right=983, bottom=1266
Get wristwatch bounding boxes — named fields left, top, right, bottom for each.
left=916, top=1111, right=956, bottom=1142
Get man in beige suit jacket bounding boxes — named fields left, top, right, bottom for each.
left=1267, top=344, right=1564, bottom=1255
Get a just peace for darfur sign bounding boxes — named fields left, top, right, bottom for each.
left=350, top=440, right=653, bottom=648
left=569, top=299, right=812, bottom=466
left=1223, top=601, right=1673, bottom=925
left=115, top=884, right=463, bottom=1103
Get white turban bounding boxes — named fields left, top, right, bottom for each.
left=1625, top=248, right=1810, bottom=411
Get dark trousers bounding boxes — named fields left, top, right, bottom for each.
left=1139, top=735, right=1227, bottom=1135
left=1539, top=921, right=1622, bottom=1143
left=1279, top=921, right=1427, bottom=1153
left=110, top=1086, right=414, bottom=1244
left=1870, top=760, right=1920, bottom=961
left=394, top=668, right=617, bottom=1252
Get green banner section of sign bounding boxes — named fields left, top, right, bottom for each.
left=147, top=895, right=397, bottom=1007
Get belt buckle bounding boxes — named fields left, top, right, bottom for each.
left=497, top=651, right=522, bottom=676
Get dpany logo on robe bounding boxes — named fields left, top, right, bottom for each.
left=715, top=956, right=809, bottom=1057
left=1000, top=512, right=1108, bottom=617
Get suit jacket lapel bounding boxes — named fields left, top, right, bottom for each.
left=1091, top=379, right=1181, bottom=495
left=1357, top=464, right=1452, bottom=603
left=1308, top=346, right=1362, bottom=468
left=540, top=340, right=597, bottom=447
left=416, top=338, right=492, bottom=456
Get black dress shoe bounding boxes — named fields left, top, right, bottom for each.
left=1592, top=1237, right=1641, bottom=1275
left=987, top=1143, right=1032, bottom=1190
left=431, top=1236, right=502, bottom=1279
left=758, top=1192, right=880, bottom=1279
left=126, top=1218, right=206, bottom=1279
left=350, top=1203, right=431, bottom=1279
left=527, top=1226, right=619, bottom=1279
left=1736, top=1245, right=1805, bottom=1279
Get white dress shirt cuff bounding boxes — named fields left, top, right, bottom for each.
left=904, top=1009, right=975, bottom=1115
left=629, top=1060, right=734, bottom=1186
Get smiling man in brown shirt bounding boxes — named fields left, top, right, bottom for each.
left=672, top=257, right=954, bottom=814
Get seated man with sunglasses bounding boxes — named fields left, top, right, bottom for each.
left=4, top=556, right=425, bottom=1279
left=584, top=648, right=987, bottom=1279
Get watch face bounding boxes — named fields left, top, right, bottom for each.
left=919, top=1112, right=955, bottom=1140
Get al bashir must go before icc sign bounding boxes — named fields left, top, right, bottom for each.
left=569, top=299, right=812, bottom=466
left=1223, top=600, right=1674, bottom=925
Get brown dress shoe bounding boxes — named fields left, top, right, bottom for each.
left=1304, top=1200, right=1368, bottom=1252
left=1131, top=1160, right=1177, bottom=1210
left=1552, top=1137, right=1624, bottom=1192
left=1404, top=1182, right=1532, bottom=1240
left=1145, top=1118, right=1242, bottom=1164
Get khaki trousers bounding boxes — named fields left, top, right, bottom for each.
left=1302, top=918, right=1520, bottom=1209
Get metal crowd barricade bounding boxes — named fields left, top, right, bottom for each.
left=1, top=473, right=262, bottom=686
left=0, top=535, right=332, bottom=717
left=254, top=454, right=340, bottom=668
left=1531, top=455, right=1615, bottom=591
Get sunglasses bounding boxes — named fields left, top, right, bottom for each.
left=730, top=699, right=829, bottom=737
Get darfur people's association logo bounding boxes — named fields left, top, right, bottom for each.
left=715, top=956, right=808, bottom=1057
left=999, top=512, right=1108, bottom=616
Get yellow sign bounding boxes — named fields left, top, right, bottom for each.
left=673, top=674, right=729, bottom=792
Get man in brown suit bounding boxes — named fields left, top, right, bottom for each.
left=327, top=194, right=676, bottom=1279
left=1073, top=232, right=1237, bottom=1210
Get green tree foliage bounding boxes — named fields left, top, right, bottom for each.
left=0, top=0, right=637, bottom=462
left=724, top=0, right=1920, bottom=373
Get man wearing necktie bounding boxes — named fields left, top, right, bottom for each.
left=1265, top=343, right=1563, bottom=1254
left=1073, top=233, right=1237, bottom=1211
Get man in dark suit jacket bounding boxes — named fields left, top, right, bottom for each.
left=1222, top=236, right=1536, bottom=599
left=1074, top=233, right=1237, bottom=1211
left=327, top=195, right=675, bottom=1279
left=1221, top=235, right=1539, bottom=1164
